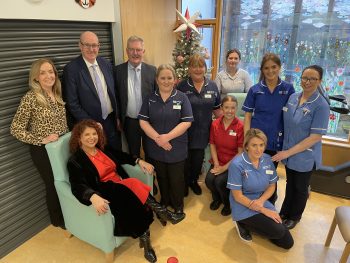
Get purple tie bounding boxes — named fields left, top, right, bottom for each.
left=91, top=64, right=108, bottom=119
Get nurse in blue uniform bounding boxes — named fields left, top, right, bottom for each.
left=272, top=65, right=330, bottom=229
left=177, top=54, right=221, bottom=195
left=242, top=53, right=295, bottom=204
left=227, top=128, right=293, bottom=248
left=139, top=64, right=193, bottom=214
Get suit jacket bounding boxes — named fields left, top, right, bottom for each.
left=114, top=61, right=156, bottom=123
left=62, top=55, right=118, bottom=126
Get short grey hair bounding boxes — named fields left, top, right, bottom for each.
left=127, top=35, right=144, bottom=48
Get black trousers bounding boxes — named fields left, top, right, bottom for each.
left=184, top=149, right=205, bottom=185
left=264, top=150, right=278, bottom=205
left=29, top=145, right=64, bottom=227
left=124, top=117, right=143, bottom=157
left=205, top=167, right=230, bottom=207
left=102, top=113, right=122, bottom=152
left=239, top=213, right=294, bottom=249
left=280, top=166, right=313, bottom=221
left=99, top=181, right=153, bottom=238
left=150, top=159, right=185, bottom=211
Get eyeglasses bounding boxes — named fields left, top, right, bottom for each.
left=127, top=48, right=144, bottom=53
left=80, top=42, right=100, bottom=49
left=301, top=77, right=319, bottom=83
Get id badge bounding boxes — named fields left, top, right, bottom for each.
left=266, top=170, right=274, bottom=175
left=282, top=107, right=288, bottom=112
left=204, top=94, right=212, bottom=99
left=173, top=104, right=181, bottom=110
left=229, top=130, right=237, bottom=136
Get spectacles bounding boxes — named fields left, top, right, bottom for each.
left=301, top=77, right=319, bottom=83
left=127, top=48, right=144, bottom=53
left=80, top=42, right=100, bottom=49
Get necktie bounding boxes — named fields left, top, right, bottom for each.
left=133, top=67, right=142, bottom=114
left=91, top=64, right=108, bottom=119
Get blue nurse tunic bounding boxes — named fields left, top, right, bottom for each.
left=282, top=91, right=330, bottom=172
left=242, top=79, right=295, bottom=151
left=227, top=152, right=278, bottom=221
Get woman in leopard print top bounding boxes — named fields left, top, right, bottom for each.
left=11, top=58, right=68, bottom=228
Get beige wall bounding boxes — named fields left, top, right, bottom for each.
left=0, top=0, right=116, bottom=22
left=119, top=0, right=177, bottom=67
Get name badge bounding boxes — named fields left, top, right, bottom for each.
left=282, top=106, right=288, bottom=112
left=204, top=94, right=212, bottom=98
left=173, top=104, right=181, bottom=110
left=266, top=170, right=274, bottom=175
left=229, top=130, right=237, bottom=136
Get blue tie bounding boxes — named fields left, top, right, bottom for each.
left=91, top=64, right=108, bottom=119
left=133, top=67, right=142, bottom=114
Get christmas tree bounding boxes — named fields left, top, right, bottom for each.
left=172, top=31, right=204, bottom=80
left=172, top=8, right=209, bottom=80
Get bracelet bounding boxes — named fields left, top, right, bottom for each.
left=135, top=158, right=142, bottom=164
left=248, top=200, right=254, bottom=208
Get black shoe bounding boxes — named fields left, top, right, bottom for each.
left=235, top=222, right=252, bottom=242
left=209, top=200, right=221, bottom=210
left=146, top=196, right=185, bottom=225
left=139, top=230, right=157, bottom=263
left=221, top=205, right=231, bottom=216
left=280, top=214, right=287, bottom=220
left=189, top=182, right=202, bottom=195
left=283, top=219, right=299, bottom=229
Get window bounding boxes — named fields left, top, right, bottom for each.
left=220, top=0, right=350, bottom=140
left=178, top=0, right=221, bottom=77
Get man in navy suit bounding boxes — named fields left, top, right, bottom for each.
left=114, top=35, right=156, bottom=158
left=63, top=31, right=122, bottom=151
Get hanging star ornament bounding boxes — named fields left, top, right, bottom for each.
left=174, top=8, right=201, bottom=39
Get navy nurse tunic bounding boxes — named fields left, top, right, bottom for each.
left=177, top=77, right=221, bottom=149
left=138, top=89, right=193, bottom=163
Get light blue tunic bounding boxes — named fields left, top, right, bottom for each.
left=282, top=91, right=330, bottom=172
left=227, top=152, right=278, bottom=221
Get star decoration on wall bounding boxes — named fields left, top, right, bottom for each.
left=174, top=8, right=201, bottom=39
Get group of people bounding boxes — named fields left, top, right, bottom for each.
left=10, top=29, right=330, bottom=261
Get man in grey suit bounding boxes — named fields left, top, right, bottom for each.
left=114, top=35, right=157, bottom=158
left=63, top=31, right=122, bottom=151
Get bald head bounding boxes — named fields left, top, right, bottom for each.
left=79, top=31, right=100, bottom=63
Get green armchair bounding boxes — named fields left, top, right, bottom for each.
left=45, top=132, right=153, bottom=262
left=227, top=92, right=247, bottom=120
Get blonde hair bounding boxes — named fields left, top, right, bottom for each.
left=189, top=53, right=207, bottom=70
left=29, top=58, right=64, bottom=107
left=156, top=64, right=176, bottom=79
left=243, top=128, right=267, bottom=151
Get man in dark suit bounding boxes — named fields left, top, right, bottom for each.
left=63, top=31, right=122, bottom=151
left=114, top=35, right=156, bottom=158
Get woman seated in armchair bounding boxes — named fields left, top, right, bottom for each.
left=67, top=119, right=185, bottom=263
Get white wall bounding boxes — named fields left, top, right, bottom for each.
left=0, top=0, right=116, bottom=22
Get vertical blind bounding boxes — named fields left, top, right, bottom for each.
left=0, top=19, right=113, bottom=258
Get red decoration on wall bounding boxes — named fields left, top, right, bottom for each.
left=75, top=0, right=96, bottom=9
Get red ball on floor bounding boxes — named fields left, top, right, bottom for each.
left=167, top=256, right=179, bottom=263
